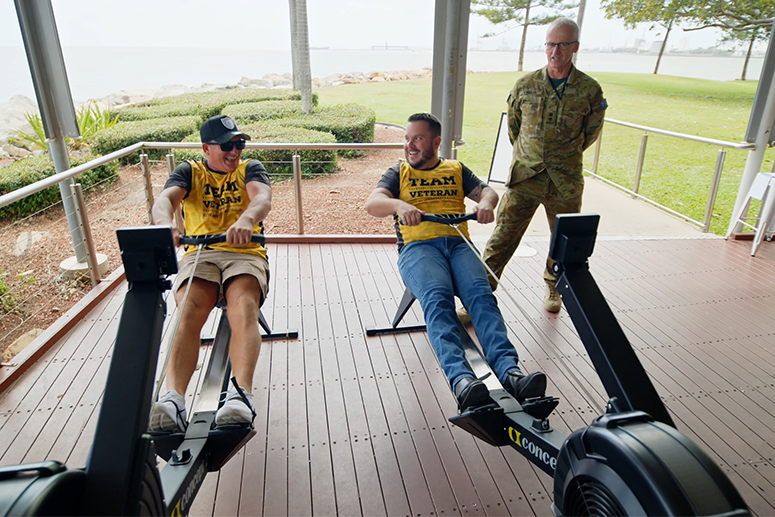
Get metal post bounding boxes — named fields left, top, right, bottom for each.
left=165, top=153, right=175, bottom=174
left=71, top=183, right=101, bottom=286
left=15, top=0, right=83, bottom=262
left=728, top=58, right=775, bottom=236
left=592, top=127, right=603, bottom=175
left=293, top=154, right=304, bottom=235
left=440, top=0, right=461, bottom=159
left=702, top=149, right=727, bottom=232
left=141, top=153, right=154, bottom=224
left=50, top=140, right=86, bottom=261
left=633, top=133, right=648, bottom=195
left=166, top=153, right=185, bottom=234
left=451, top=146, right=458, bottom=160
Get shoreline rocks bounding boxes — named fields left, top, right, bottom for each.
left=0, top=68, right=436, bottom=154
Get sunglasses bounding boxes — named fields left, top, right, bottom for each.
left=212, top=140, right=247, bottom=152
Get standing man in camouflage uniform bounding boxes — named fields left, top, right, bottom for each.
left=468, top=17, right=607, bottom=315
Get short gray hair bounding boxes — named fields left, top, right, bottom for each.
left=547, top=17, right=580, bottom=41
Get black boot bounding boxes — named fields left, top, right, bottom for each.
left=505, top=371, right=547, bottom=403
left=454, top=376, right=491, bottom=412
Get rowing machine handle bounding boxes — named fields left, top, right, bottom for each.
left=179, top=233, right=266, bottom=246
left=420, top=213, right=479, bottom=225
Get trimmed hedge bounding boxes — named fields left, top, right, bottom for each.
left=196, top=88, right=318, bottom=107
left=90, top=116, right=201, bottom=164
left=114, top=89, right=318, bottom=122
left=113, top=97, right=223, bottom=122
left=172, top=123, right=338, bottom=176
left=222, top=100, right=304, bottom=123
left=0, top=155, right=119, bottom=219
left=279, top=104, right=376, bottom=157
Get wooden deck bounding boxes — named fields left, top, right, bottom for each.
left=1, top=236, right=774, bottom=516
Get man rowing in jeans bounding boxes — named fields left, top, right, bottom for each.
left=149, top=115, right=272, bottom=431
left=365, top=112, right=546, bottom=411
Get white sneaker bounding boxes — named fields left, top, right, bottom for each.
left=215, top=387, right=255, bottom=427
left=149, top=389, right=187, bottom=432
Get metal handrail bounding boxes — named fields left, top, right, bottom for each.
left=0, top=143, right=144, bottom=209
left=589, top=118, right=754, bottom=232
left=0, top=141, right=405, bottom=210
left=604, top=118, right=755, bottom=150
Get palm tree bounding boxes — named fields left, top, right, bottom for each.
left=291, top=0, right=313, bottom=114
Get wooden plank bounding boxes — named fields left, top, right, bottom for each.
left=350, top=244, right=436, bottom=516
left=263, top=331, right=290, bottom=515
left=317, top=244, right=373, bottom=516
left=212, top=449, right=246, bottom=516
left=0, top=285, right=127, bottom=466
left=342, top=244, right=409, bottom=517
left=236, top=310, right=274, bottom=516
left=297, top=244, right=337, bottom=516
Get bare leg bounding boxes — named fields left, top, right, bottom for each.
left=223, top=274, right=263, bottom=393
left=167, top=278, right=219, bottom=395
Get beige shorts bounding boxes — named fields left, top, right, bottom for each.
left=172, top=249, right=269, bottom=305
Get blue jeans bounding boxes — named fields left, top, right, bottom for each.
left=397, top=236, right=523, bottom=390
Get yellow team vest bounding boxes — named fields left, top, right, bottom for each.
left=181, top=160, right=267, bottom=259
left=397, top=160, right=471, bottom=245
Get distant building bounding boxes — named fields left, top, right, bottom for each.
left=650, top=40, right=663, bottom=53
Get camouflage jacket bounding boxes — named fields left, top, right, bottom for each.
left=506, top=65, right=607, bottom=198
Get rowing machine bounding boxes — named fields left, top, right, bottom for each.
left=448, top=213, right=751, bottom=516
left=0, top=227, right=267, bottom=516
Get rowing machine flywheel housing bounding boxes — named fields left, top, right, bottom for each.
left=552, top=411, right=750, bottom=517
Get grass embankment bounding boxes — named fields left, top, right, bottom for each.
left=317, top=72, right=770, bottom=235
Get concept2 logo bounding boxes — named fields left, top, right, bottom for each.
left=508, top=427, right=557, bottom=471
left=171, top=462, right=206, bottom=516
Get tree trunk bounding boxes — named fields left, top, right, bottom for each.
left=573, top=0, right=587, bottom=65
left=653, top=20, right=672, bottom=75
left=518, top=0, right=531, bottom=72
left=742, top=30, right=756, bottom=81
left=289, top=0, right=299, bottom=90
left=296, top=0, right=312, bottom=113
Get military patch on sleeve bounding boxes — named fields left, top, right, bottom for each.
left=601, top=98, right=608, bottom=110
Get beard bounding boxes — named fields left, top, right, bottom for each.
left=407, top=147, right=437, bottom=169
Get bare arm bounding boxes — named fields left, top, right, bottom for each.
left=466, top=184, right=498, bottom=224
left=226, top=180, right=272, bottom=245
left=365, top=187, right=425, bottom=226
left=152, top=185, right=187, bottom=245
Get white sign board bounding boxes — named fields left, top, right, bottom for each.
left=487, top=112, right=512, bottom=184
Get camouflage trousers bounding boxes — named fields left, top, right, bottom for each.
left=482, top=172, right=583, bottom=290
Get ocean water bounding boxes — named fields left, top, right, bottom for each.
left=1, top=45, right=765, bottom=104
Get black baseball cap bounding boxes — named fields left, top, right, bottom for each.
left=200, top=115, right=252, bottom=144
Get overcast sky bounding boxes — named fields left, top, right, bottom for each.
left=0, top=0, right=735, bottom=52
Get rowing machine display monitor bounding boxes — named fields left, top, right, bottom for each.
left=548, top=212, right=599, bottom=265
left=117, top=225, right=178, bottom=282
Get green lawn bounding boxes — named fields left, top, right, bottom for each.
left=317, top=72, right=771, bottom=235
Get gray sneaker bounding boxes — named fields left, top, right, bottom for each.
left=215, top=387, right=255, bottom=427
left=149, top=389, right=187, bottom=432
